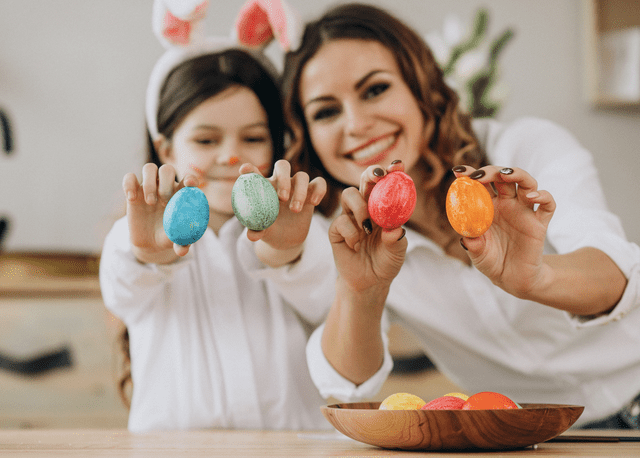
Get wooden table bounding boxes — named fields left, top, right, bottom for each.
left=1, top=429, right=639, bottom=457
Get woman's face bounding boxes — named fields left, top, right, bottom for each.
left=163, top=85, right=273, bottom=219
left=299, top=39, right=426, bottom=187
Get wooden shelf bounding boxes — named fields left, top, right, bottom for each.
left=583, top=0, right=640, bottom=107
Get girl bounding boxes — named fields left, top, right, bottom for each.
left=281, top=3, right=640, bottom=428
left=99, top=1, right=329, bottom=432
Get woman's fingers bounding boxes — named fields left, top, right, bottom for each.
left=308, top=176, right=327, bottom=206
left=289, top=171, right=310, bottom=212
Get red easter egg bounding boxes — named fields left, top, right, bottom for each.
left=446, top=176, right=494, bottom=237
left=368, top=171, right=417, bottom=230
left=421, top=395, right=466, bottom=410
left=461, top=391, right=519, bottom=410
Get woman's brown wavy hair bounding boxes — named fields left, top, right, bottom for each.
left=281, top=3, right=488, bottom=218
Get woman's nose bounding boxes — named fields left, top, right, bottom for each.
left=344, top=103, right=373, bottom=137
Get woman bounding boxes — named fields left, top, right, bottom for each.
left=281, top=3, right=640, bottom=428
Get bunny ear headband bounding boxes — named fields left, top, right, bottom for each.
left=146, top=0, right=301, bottom=141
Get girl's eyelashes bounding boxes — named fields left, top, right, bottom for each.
left=243, top=135, right=269, bottom=144
left=363, top=82, right=390, bottom=100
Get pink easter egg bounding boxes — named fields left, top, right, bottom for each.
left=421, top=396, right=466, bottom=410
left=368, top=171, right=417, bottom=230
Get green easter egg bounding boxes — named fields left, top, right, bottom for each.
left=231, top=173, right=279, bottom=231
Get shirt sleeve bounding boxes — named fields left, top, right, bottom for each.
left=236, top=213, right=336, bottom=326
left=305, top=312, right=394, bottom=402
left=99, top=216, right=194, bottom=325
left=484, top=117, right=640, bottom=327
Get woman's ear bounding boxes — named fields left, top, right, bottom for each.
left=155, top=135, right=174, bottom=164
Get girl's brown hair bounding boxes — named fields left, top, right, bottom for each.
left=281, top=3, right=488, bottom=217
left=118, top=48, right=285, bottom=408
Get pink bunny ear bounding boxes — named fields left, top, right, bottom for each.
left=235, top=0, right=299, bottom=51
left=153, top=0, right=209, bottom=48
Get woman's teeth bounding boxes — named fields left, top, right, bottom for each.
left=351, top=135, right=396, bottom=162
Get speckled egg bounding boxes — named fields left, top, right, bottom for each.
left=231, top=173, right=279, bottom=231
left=368, top=171, right=417, bottom=230
left=163, top=186, right=210, bottom=246
left=446, top=176, right=494, bottom=238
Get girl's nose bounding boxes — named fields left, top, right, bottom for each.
left=215, top=140, right=240, bottom=166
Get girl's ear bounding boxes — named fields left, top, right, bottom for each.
left=155, top=135, right=174, bottom=165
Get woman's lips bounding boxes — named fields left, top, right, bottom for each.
left=349, top=134, right=398, bottom=166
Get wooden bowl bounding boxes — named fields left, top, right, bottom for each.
left=321, top=402, right=584, bottom=451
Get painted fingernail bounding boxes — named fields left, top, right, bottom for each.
left=460, top=238, right=468, bottom=251
left=469, top=170, right=485, bottom=180
left=363, top=219, right=373, bottom=235
left=373, top=168, right=385, bottom=177
left=391, top=160, right=402, bottom=165
left=452, top=165, right=466, bottom=173
left=500, top=168, right=514, bottom=175
left=397, top=228, right=406, bottom=241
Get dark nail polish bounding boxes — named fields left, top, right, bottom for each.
left=452, top=165, right=466, bottom=173
left=460, top=238, right=468, bottom=251
left=469, top=170, right=485, bottom=180
left=373, top=168, right=385, bottom=177
left=397, top=228, right=406, bottom=241
left=500, top=167, right=514, bottom=175
left=363, top=219, right=373, bottom=235
left=391, top=160, right=402, bottom=165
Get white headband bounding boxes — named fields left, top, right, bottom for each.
left=145, top=0, right=301, bottom=141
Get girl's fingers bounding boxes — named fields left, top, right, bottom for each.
left=122, top=173, right=140, bottom=202
left=272, top=159, right=292, bottom=202
left=141, top=163, right=159, bottom=204
left=308, top=176, right=327, bottom=207
left=289, top=171, right=310, bottom=212
left=174, top=243, right=190, bottom=257
left=238, top=162, right=259, bottom=175
left=157, top=164, right=177, bottom=203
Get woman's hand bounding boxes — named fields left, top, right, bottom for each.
left=452, top=165, right=556, bottom=298
left=123, top=163, right=199, bottom=264
left=243, top=160, right=327, bottom=267
left=329, top=162, right=408, bottom=294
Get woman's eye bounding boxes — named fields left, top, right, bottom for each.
left=363, top=83, right=389, bottom=100
left=312, top=106, right=340, bottom=121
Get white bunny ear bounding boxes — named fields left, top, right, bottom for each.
left=235, top=0, right=301, bottom=51
left=152, top=0, right=209, bottom=48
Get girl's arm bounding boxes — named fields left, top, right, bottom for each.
left=241, top=160, right=327, bottom=267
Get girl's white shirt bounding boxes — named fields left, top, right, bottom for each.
left=99, top=214, right=333, bottom=432
left=287, top=117, right=640, bottom=427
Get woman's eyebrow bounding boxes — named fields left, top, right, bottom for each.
left=304, top=70, right=388, bottom=110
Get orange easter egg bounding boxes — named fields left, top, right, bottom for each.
left=446, top=176, right=494, bottom=237
left=461, top=391, right=519, bottom=410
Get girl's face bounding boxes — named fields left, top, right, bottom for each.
left=299, top=39, right=426, bottom=187
left=162, top=85, right=273, bottom=221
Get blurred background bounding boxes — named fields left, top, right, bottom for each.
left=1, top=0, right=639, bottom=428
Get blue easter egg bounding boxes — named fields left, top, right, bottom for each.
left=163, top=187, right=210, bottom=245
left=231, top=173, right=279, bottom=231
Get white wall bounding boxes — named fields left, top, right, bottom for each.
left=1, top=0, right=638, bottom=253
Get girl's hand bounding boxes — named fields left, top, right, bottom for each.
left=242, top=160, right=327, bottom=267
left=452, top=165, right=556, bottom=298
left=329, top=162, right=408, bottom=294
left=122, top=163, right=199, bottom=264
